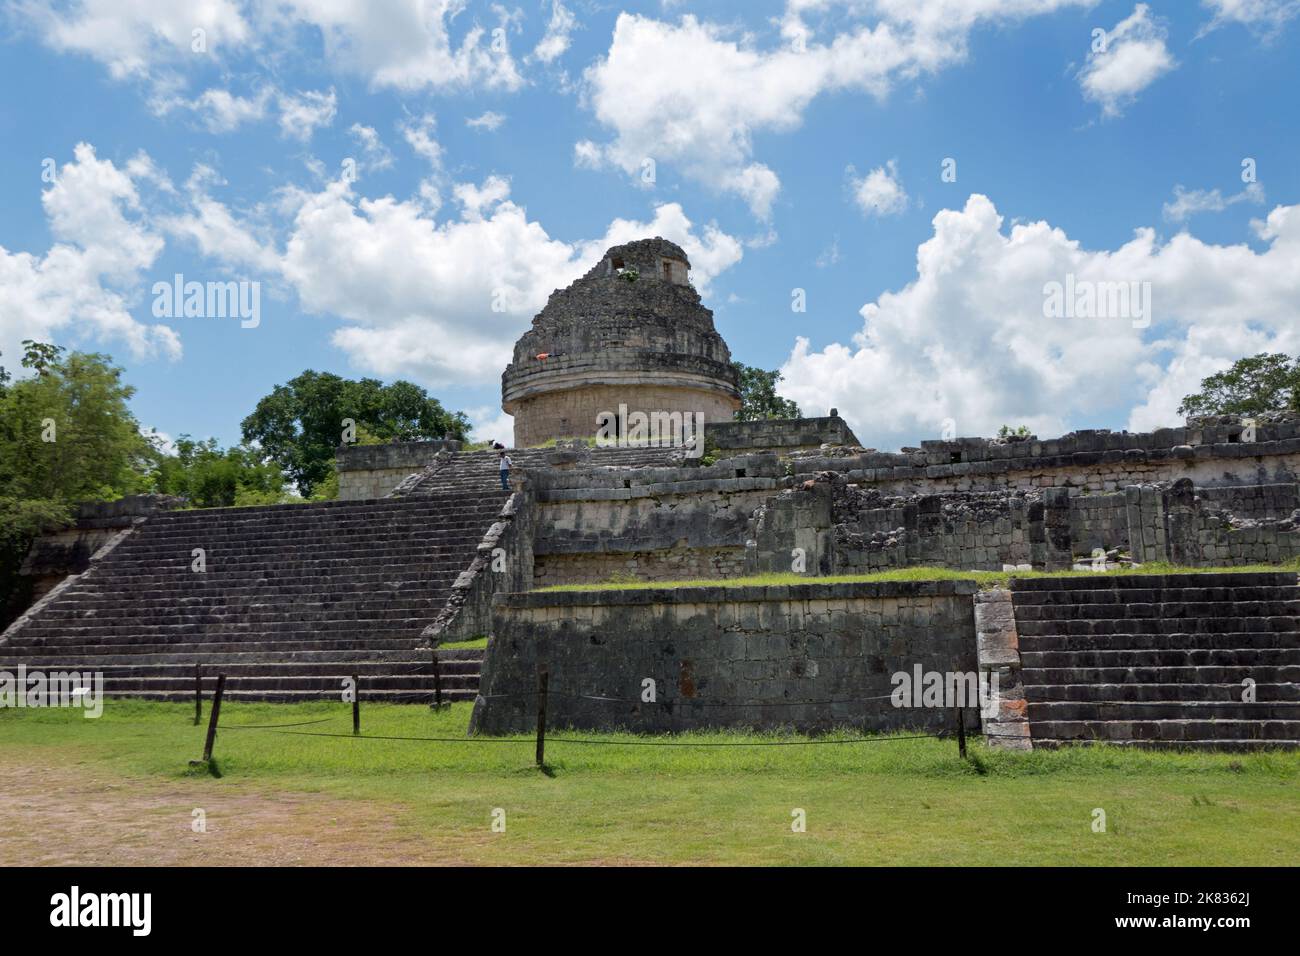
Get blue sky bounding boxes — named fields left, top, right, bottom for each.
left=1, top=0, right=1298, bottom=452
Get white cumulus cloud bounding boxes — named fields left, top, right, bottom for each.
left=277, top=88, right=337, bottom=141
left=0, top=143, right=180, bottom=367
left=1078, top=4, right=1176, bottom=117
left=1163, top=182, right=1265, bottom=222
left=270, top=177, right=743, bottom=387
left=1198, top=0, right=1300, bottom=38
left=16, top=0, right=524, bottom=97
left=849, top=160, right=908, bottom=217
left=531, top=0, right=576, bottom=63
left=779, top=193, right=1300, bottom=450
left=466, top=110, right=506, bottom=131
left=580, top=2, right=1093, bottom=218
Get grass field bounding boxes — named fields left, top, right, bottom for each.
left=535, top=561, right=1300, bottom=593
left=2, top=701, right=1297, bottom=866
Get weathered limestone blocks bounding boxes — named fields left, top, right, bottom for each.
left=15, top=494, right=185, bottom=608
left=335, top=439, right=462, bottom=500
left=502, top=238, right=740, bottom=447
left=533, top=457, right=783, bottom=584
left=973, top=589, right=1031, bottom=750
left=421, top=488, right=535, bottom=644
left=792, top=413, right=1300, bottom=495
left=707, top=412, right=858, bottom=458
left=747, top=470, right=1300, bottom=574
left=470, top=580, right=979, bottom=735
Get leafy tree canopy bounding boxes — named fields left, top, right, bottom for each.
left=240, top=370, right=470, bottom=495
left=0, top=343, right=155, bottom=510
left=151, top=436, right=289, bottom=509
left=1177, top=353, right=1300, bottom=419
left=732, top=362, right=801, bottom=421
left=0, top=344, right=157, bottom=623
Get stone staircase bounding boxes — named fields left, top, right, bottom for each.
left=0, top=493, right=504, bottom=702
left=1012, top=572, right=1300, bottom=749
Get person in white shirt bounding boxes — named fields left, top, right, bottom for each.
left=498, top=451, right=512, bottom=490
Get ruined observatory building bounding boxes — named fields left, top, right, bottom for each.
left=501, top=238, right=741, bottom=447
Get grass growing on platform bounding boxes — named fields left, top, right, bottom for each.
left=536, top=560, right=1300, bottom=593
left=2, top=700, right=1297, bottom=866
left=437, top=636, right=489, bottom=650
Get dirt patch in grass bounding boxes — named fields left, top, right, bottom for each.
left=0, top=761, right=491, bottom=867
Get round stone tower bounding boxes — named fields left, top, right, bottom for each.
left=502, top=237, right=741, bottom=447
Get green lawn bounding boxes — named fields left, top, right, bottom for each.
left=537, top=561, right=1300, bottom=593
left=3, top=701, right=1297, bottom=865
left=436, top=636, right=489, bottom=650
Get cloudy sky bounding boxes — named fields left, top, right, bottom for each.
left=1, top=0, right=1298, bottom=450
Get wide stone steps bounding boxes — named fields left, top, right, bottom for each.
left=1011, top=572, right=1300, bottom=750
left=1010, top=572, right=1298, bottom=592
left=1014, top=600, right=1300, bottom=621
left=34, top=599, right=446, bottom=618
left=1029, top=720, right=1299, bottom=743
left=1012, top=584, right=1300, bottom=605
left=102, top=543, right=490, bottom=562
left=1027, top=682, right=1300, bottom=702
left=11, top=623, right=437, bottom=644
left=0, top=659, right=478, bottom=678
left=1, top=637, right=428, bottom=657
left=1023, top=665, right=1300, bottom=684
left=1021, top=648, right=1300, bottom=667
left=1028, top=701, right=1300, bottom=721
left=1, top=493, right=502, bottom=702
left=94, top=686, right=479, bottom=704
left=41, top=586, right=454, bottom=605
left=0, top=647, right=485, bottom=703
left=1016, top=631, right=1300, bottom=651
left=2, top=646, right=458, bottom=666
left=1016, top=617, right=1298, bottom=636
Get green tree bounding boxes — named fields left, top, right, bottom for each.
left=240, top=371, right=470, bottom=496
left=1178, top=353, right=1300, bottom=418
left=151, top=436, right=289, bottom=509
left=0, top=345, right=157, bottom=625
left=732, top=362, right=801, bottom=421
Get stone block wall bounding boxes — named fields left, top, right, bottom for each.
left=335, top=440, right=462, bottom=500
left=745, top=480, right=836, bottom=575
left=531, top=457, right=783, bottom=585
left=1196, top=482, right=1299, bottom=520
left=746, top=479, right=1043, bottom=574
left=791, top=414, right=1300, bottom=495
left=471, top=580, right=979, bottom=735
left=16, top=494, right=184, bottom=609
left=746, top=473, right=1300, bottom=573
left=534, top=547, right=746, bottom=587
left=706, top=413, right=859, bottom=458
left=1068, top=492, right=1129, bottom=554
left=508, top=381, right=736, bottom=449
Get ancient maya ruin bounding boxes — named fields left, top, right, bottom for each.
left=3, top=237, right=1299, bottom=749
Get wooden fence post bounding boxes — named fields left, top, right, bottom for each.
left=955, top=704, right=967, bottom=760
left=535, top=665, right=549, bottom=768
left=352, top=674, right=361, bottom=735
left=197, top=674, right=226, bottom=764
left=432, top=646, right=444, bottom=709
left=193, top=664, right=202, bottom=726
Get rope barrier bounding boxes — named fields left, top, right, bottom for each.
left=478, top=689, right=903, bottom=706
left=217, top=716, right=341, bottom=730
left=208, top=723, right=951, bottom=748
